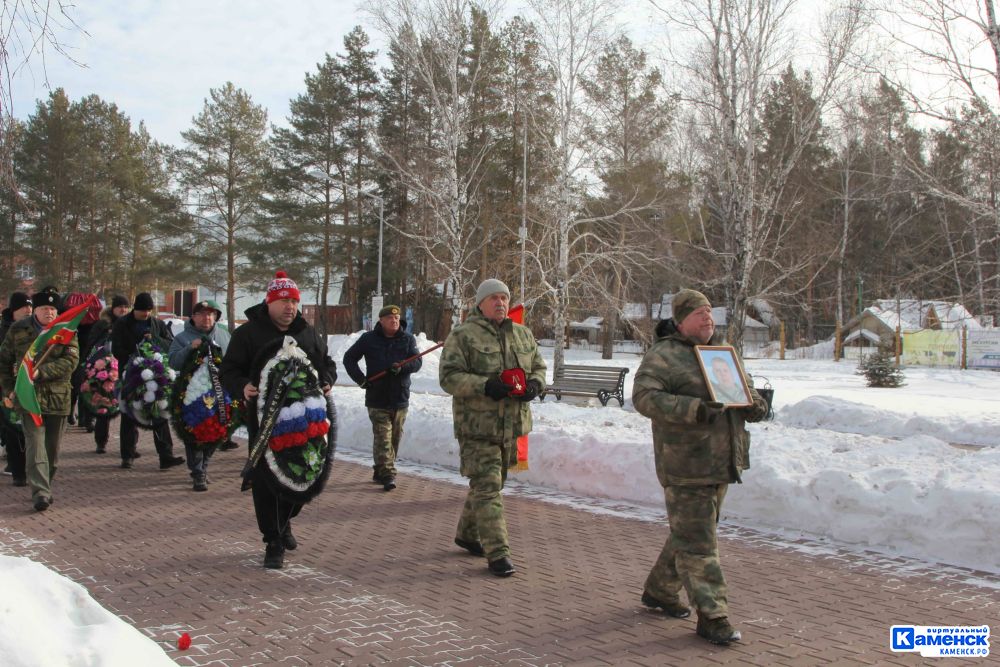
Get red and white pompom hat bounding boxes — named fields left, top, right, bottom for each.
left=266, top=270, right=300, bottom=304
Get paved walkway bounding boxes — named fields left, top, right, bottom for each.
left=1, top=425, right=997, bottom=666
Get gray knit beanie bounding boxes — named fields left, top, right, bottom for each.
left=475, top=279, right=511, bottom=307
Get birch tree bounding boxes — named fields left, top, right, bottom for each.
left=651, top=0, right=869, bottom=351
left=368, top=0, right=504, bottom=327
left=526, top=0, right=662, bottom=373
left=877, top=0, right=1000, bottom=318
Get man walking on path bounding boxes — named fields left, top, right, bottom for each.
left=220, top=271, right=337, bottom=569
left=343, top=304, right=421, bottom=492
left=1, top=292, right=32, bottom=485
left=81, top=295, right=130, bottom=454
left=110, top=292, right=183, bottom=471
left=439, top=279, right=546, bottom=578
left=168, top=299, right=231, bottom=492
left=632, top=288, right=769, bottom=646
left=0, top=288, right=78, bottom=511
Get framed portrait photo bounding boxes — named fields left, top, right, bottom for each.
left=694, top=345, right=753, bottom=407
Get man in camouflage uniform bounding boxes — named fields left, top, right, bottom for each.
left=439, top=279, right=546, bottom=577
left=632, top=289, right=769, bottom=646
left=0, top=288, right=79, bottom=512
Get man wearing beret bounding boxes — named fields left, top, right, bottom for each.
left=168, top=299, right=231, bottom=492
left=343, top=304, right=422, bottom=491
left=0, top=292, right=32, bottom=485
left=632, top=289, right=769, bottom=646
left=0, top=288, right=78, bottom=511
left=439, top=279, right=546, bottom=577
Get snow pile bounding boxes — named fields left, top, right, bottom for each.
left=331, top=341, right=1000, bottom=573
left=0, top=555, right=176, bottom=666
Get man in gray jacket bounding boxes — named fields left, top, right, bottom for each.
left=168, top=299, right=231, bottom=491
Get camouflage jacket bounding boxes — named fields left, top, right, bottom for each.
left=0, top=315, right=79, bottom=416
left=439, top=312, right=547, bottom=443
left=632, top=319, right=768, bottom=486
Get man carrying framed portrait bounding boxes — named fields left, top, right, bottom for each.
left=632, top=288, right=769, bottom=647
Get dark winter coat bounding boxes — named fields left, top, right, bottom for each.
left=343, top=321, right=422, bottom=410
left=82, top=307, right=118, bottom=362
left=632, top=318, right=769, bottom=487
left=0, top=308, right=13, bottom=347
left=0, top=314, right=79, bottom=416
left=219, top=302, right=337, bottom=401
left=110, top=310, right=175, bottom=368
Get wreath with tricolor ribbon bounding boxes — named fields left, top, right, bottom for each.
left=169, top=341, right=242, bottom=448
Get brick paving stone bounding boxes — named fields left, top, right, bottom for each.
left=1, top=427, right=998, bottom=666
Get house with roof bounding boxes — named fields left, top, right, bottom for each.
left=570, top=294, right=771, bottom=347
left=841, top=299, right=982, bottom=350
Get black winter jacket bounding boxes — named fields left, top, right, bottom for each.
left=110, top=311, right=175, bottom=368
left=219, top=302, right=337, bottom=400
left=343, top=321, right=421, bottom=409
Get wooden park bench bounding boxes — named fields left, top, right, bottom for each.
left=539, top=364, right=629, bottom=407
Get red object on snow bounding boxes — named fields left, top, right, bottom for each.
left=178, top=632, right=192, bottom=650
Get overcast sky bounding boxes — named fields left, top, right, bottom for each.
left=8, top=0, right=666, bottom=147
left=9, top=0, right=393, bottom=145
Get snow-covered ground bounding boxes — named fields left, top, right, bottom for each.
left=4, top=332, right=999, bottom=667
left=330, top=332, right=1000, bottom=574
left=0, top=554, right=178, bottom=667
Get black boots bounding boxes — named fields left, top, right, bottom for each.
left=488, top=557, right=515, bottom=577
left=282, top=526, right=298, bottom=551
left=383, top=476, right=397, bottom=491
left=641, top=591, right=691, bottom=619
left=264, top=541, right=285, bottom=569
left=696, top=613, right=742, bottom=645
left=454, top=537, right=485, bottom=557
left=159, top=456, right=185, bottom=470
left=192, top=474, right=208, bottom=492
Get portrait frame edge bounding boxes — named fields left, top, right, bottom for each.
left=694, top=345, right=753, bottom=407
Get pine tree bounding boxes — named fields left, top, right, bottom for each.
left=337, top=26, right=381, bottom=328
left=858, top=346, right=905, bottom=388
left=178, top=83, right=269, bottom=326
left=268, top=54, right=350, bottom=337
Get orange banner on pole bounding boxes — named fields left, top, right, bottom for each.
left=508, top=303, right=529, bottom=471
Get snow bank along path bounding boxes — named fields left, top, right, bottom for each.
left=330, top=334, right=1000, bottom=573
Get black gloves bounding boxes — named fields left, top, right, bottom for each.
left=696, top=400, right=726, bottom=424
left=389, top=363, right=402, bottom=376
left=484, top=376, right=513, bottom=401
left=743, top=396, right=770, bottom=423
left=358, top=379, right=370, bottom=389
left=517, top=379, right=542, bottom=402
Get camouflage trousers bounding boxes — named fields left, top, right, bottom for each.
left=455, top=438, right=511, bottom=561
left=368, top=407, right=407, bottom=481
left=644, top=484, right=729, bottom=619
left=22, top=415, right=67, bottom=502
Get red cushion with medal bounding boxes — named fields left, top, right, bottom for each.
left=500, top=368, right=527, bottom=396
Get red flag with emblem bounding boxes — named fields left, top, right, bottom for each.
left=13, top=295, right=97, bottom=426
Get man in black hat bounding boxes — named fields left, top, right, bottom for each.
left=343, top=304, right=422, bottom=491
left=110, top=292, right=183, bottom=470
left=1, top=292, right=31, bottom=485
left=81, top=295, right=130, bottom=453
left=0, top=287, right=78, bottom=511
